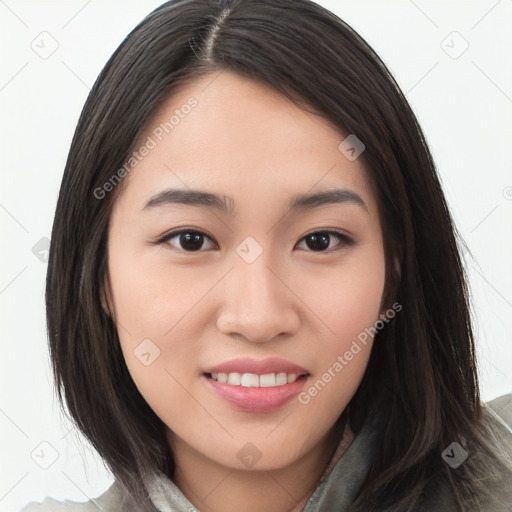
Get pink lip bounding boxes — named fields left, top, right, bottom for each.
left=202, top=357, right=310, bottom=413
left=204, top=357, right=309, bottom=376
left=203, top=374, right=309, bottom=413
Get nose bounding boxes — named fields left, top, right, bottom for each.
left=216, top=254, right=300, bottom=344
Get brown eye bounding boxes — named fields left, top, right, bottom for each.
left=160, top=229, right=216, bottom=252
left=296, top=231, right=353, bottom=252
left=155, top=229, right=353, bottom=253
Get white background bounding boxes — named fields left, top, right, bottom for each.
left=1, top=1, right=511, bottom=510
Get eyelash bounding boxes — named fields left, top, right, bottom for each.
left=152, top=228, right=354, bottom=253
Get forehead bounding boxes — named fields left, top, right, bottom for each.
left=115, top=70, right=375, bottom=214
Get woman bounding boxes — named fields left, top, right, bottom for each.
left=22, top=0, right=512, bottom=510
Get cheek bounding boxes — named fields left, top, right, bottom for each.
left=107, top=239, right=203, bottom=338
left=107, top=240, right=211, bottom=426
left=294, top=341, right=372, bottom=449
left=295, top=244, right=385, bottom=411
left=304, top=242, right=386, bottom=348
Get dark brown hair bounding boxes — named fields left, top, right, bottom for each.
left=46, top=0, right=511, bottom=510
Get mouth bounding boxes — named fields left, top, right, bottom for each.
left=202, top=359, right=310, bottom=413
left=206, top=371, right=308, bottom=387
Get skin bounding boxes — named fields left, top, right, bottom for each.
left=104, top=70, right=386, bottom=512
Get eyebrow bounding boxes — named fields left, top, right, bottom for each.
left=142, top=187, right=368, bottom=215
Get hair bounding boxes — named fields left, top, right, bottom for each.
left=46, top=0, right=512, bottom=510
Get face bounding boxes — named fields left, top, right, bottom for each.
left=105, top=70, right=386, bottom=471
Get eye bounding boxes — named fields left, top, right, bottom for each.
left=157, top=229, right=216, bottom=252
left=295, top=230, right=354, bottom=252
left=153, top=228, right=353, bottom=253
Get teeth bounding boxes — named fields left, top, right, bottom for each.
left=241, top=373, right=259, bottom=387
left=276, top=372, right=287, bottom=386
left=209, top=372, right=300, bottom=387
left=228, top=372, right=241, bottom=385
left=259, top=373, right=276, bottom=387
left=216, top=372, right=228, bottom=383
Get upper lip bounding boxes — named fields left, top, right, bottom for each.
left=204, top=357, right=309, bottom=376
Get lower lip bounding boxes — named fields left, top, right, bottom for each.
left=203, top=374, right=309, bottom=413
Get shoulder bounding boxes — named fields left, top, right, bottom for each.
left=472, top=392, right=512, bottom=510
left=484, top=392, right=512, bottom=429
left=19, top=482, right=125, bottom=512
left=480, top=392, right=512, bottom=466
left=428, top=392, right=512, bottom=512
left=20, top=499, right=99, bottom=512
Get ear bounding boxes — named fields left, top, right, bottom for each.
left=393, top=255, right=401, bottom=279
left=379, top=255, right=402, bottom=318
left=100, top=273, right=114, bottom=318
